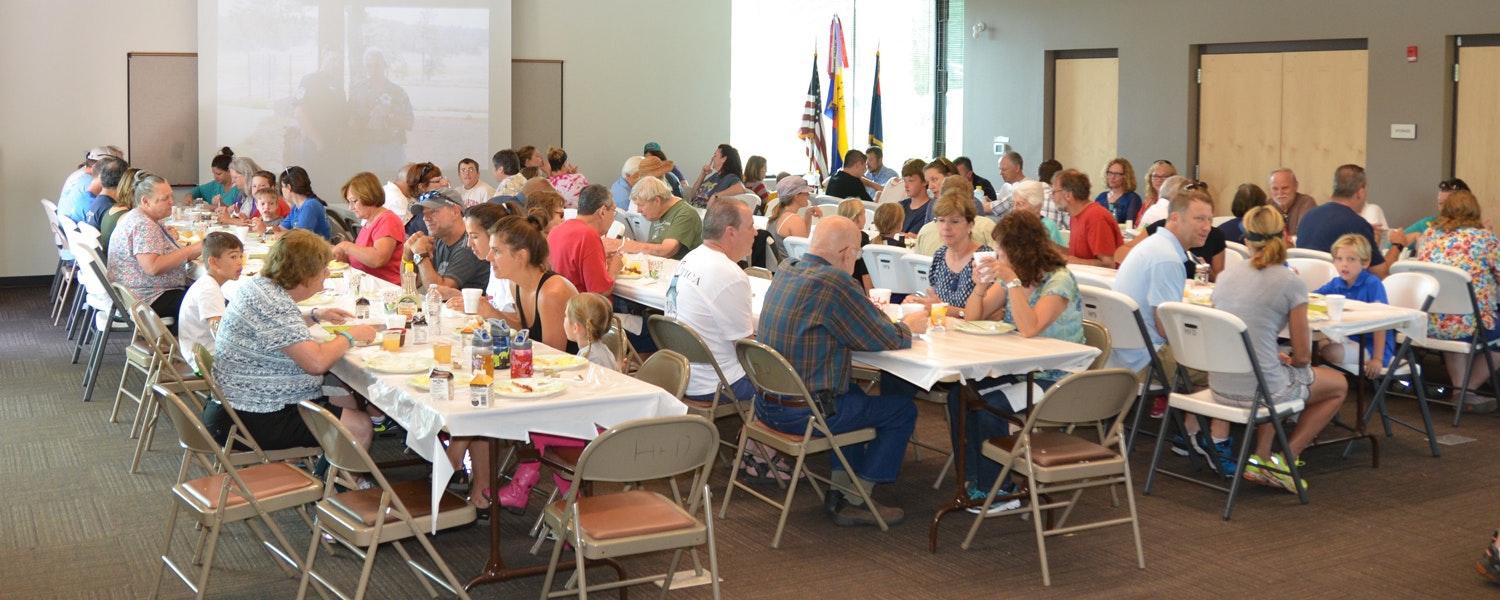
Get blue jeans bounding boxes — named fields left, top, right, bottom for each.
left=686, top=375, right=755, bottom=404
left=946, top=376, right=1056, bottom=491
left=754, top=375, right=917, bottom=484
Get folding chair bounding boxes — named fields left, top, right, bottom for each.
left=601, top=315, right=641, bottom=374
left=1287, top=257, right=1338, bottom=293
left=959, top=369, right=1146, bottom=586
left=122, top=300, right=208, bottom=474
left=192, top=344, right=325, bottom=468
left=295, top=401, right=476, bottom=600
left=1389, top=261, right=1498, bottom=427
left=149, top=384, right=324, bottom=600
left=744, top=266, right=773, bottom=280
left=538, top=415, right=722, bottom=599
left=648, top=316, right=751, bottom=450
left=720, top=339, right=887, bottom=548
left=900, top=253, right=932, bottom=293
left=1143, top=302, right=1309, bottom=520
left=783, top=236, right=810, bottom=262
left=1351, top=271, right=1441, bottom=457
left=41, top=199, right=76, bottom=322
left=1223, top=241, right=1250, bottom=262
left=1287, top=248, right=1334, bottom=262
left=72, top=243, right=137, bottom=402
left=861, top=244, right=915, bottom=294
left=1078, top=285, right=1173, bottom=449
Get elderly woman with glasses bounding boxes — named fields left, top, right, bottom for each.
left=1095, top=157, right=1141, bottom=225
left=209, top=230, right=382, bottom=451
left=903, top=191, right=991, bottom=311
left=332, top=172, right=405, bottom=285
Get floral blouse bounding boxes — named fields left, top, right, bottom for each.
left=930, top=244, right=992, bottom=307
left=107, top=209, right=187, bottom=305
left=548, top=173, right=590, bottom=208
left=1003, top=267, right=1085, bottom=382
left=1417, top=226, right=1500, bottom=341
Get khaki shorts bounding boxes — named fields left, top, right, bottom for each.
left=1137, top=343, right=1208, bottom=390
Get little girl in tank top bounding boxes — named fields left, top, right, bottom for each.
left=564, top=293, right=618, bottom=371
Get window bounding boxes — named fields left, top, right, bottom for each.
left=731, top=0, right=940, bottom=179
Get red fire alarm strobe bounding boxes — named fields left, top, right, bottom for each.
left=1407, top=46, right=1418, bottom=63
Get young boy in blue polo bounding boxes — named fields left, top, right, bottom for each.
left=1315, top=234, right=1394, bottom=378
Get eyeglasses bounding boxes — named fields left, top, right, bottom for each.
left=1439, top=179, right=1468, bottom=192
left=1106, top=171, right=1125, bottom=177
left=458, top=167, right=478, bottom=174
left=1182, top=181, right=1208, bottom=191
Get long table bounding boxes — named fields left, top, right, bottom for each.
left=612, top=258, right=773, bottom=317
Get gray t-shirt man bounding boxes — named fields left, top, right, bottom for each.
left=432, top=236, right=490, bottom=291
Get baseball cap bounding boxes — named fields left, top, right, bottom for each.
left=643, top=141, right=662, bottom=153
left=775, top=175, right=814, bottom=200
left=86, top=146, right=113, bottom=161
left=414, top=188, right=464, bottom=211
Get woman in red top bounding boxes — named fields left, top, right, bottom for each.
left=332, top=172, right=406, bottom=285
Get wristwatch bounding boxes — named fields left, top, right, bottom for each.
left=412, top=252, right=426, bottom=265
left=1004, top=278, right=1023, bottom=290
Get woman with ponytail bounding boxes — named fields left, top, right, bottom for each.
left=1208, top=205, right=1347, bottom=493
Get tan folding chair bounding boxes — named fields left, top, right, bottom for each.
left=959, top=369, right=1145, bottom=585
left=530, top=350, right=694, bottom=553
left=109, top=284, right=164, bottom=430
left=149, top=383, right=324, bottom=600
left=538, top=415, right=721, bottom=599
left=189, top=344, right=325, bottom=469
left=1081, top=319, right=1111, bottom=370
left=123, top=301, right=209, bottom=474
left=294, top=401, right=476, bottom=600
left=602, top=314, right=640, bottom=374
left=720, top=339, right=887, bottom=548
left=648, top=316, right=751, bottom=449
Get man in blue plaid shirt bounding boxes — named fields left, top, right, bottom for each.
left=757, top=216, right=928, bottom=527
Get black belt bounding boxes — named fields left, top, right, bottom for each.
left=762, top=389, right=838, bottom=417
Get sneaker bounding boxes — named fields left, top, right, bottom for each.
left=1150, top=396, right=1168, bottom=419
left=1169, top=434, right=1192, bottom=457
left=1245, top=453, right=1304, bottom=493
left=1195, top=434, right=1238, bottom=477
left=1462, top=393, right=1498, bottom=414
left=964, top=484, right=1023, bottom=516
left=373, top=418, right=405, bottom=438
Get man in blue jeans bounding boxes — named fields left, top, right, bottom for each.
left=756, top=216, right=928, bottom=527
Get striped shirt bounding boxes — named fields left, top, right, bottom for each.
left=758, top=254, right=912, bottom=393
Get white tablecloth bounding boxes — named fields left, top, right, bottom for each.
left=612, top=258, right=772, bottom=318
left=853, top=329, right=1100, bottom=390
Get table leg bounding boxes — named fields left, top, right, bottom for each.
left=1310, top=342, right=1380, bottom=467
left=927, top=374, right=1033, bottom=553
left=464, top=439, right=627, bottom=593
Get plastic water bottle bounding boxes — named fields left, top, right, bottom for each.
left=510, top=330, right=533, bottom=379
left=489, top=319, right=511, bottom=370
left=425, top=284, right=443, bottom=332
left=471, top=328, right=493, bottom=377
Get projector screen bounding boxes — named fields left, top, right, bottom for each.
left=198, top=0, right=511, bottom=189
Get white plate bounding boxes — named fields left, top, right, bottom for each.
left=328, top=261, right=349, bottom=272
left=534, top=354, right=589, bottom=371
left=953, top=320, right=1016, bottom=335
left=616, top=271, right=645, bottom=280
left=297, top=292, right=334, bottom=306
left=365, top=353, right=435, bottom=374
left=494, top=377, right=568, bottom=399
left=407, top=373, right=474, bottom=391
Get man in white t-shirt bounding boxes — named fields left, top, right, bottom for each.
left=457, top=158, right=493, bottom=207
left=178, top=232, right=244, bottom=371
left=666, top=199, right=759, bottom=402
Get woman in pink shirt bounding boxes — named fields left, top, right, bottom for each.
left=331, top=172, right=405, bottom=285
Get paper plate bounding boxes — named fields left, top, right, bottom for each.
left=494, top=378, right=568, bottom=399
left=297, top=292, right=334, bottom=306
left=365, top=353, right=435, bottom=374
left=408, top=372, right=473, bottom=391
left=953, top=320, right=1016, bottom=335
left=534, top=354, right=589, bottom=371
left=616, top=271, right=645, bottom=280
left=328, top=261, right=349, bottom=271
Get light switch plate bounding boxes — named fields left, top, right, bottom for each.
left=1391, top=123, right=1417, bottom=139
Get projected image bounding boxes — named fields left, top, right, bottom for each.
left=217, top=1, right=489, bottom=184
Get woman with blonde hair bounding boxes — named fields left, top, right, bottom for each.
left=1135, top=160, right=1177, bottom=224
left=332, top=172, right=405, bottom=285
left=838, top=198, right=873, bottom=291
left=1416, top=189, right=1500, bottom=412
left=743, top=155, right=770, bottom=209
left=1209, top=205, right=1347, bottom=492
left=1095, top=157, right=1141, bottom=224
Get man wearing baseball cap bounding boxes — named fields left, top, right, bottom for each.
left=58, top=146, right=121, bottom=222
left=404, top=188, right=490, bottom=293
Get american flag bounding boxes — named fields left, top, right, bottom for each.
left=798, top=54, right=829, bottom=180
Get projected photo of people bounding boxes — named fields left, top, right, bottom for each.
left=216, top=2, right=488, bottom=185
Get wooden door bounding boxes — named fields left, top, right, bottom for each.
left=1456, top=46, right=1500, bottom=218
left=1198, top=53, right=1283, bottom=214
left=1053, top=58, right=1118, bottom=185
left=1281, top=50, right=1367, bottom=204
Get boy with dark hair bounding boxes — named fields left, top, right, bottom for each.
left=178, top=231, right=244, bottom=372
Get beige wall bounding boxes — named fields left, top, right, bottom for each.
left=961, top=0, right=1497, bottom=230
left=510, top=1, right=731, bottom=195
left=0, top=0, right=197, bottom=278
left=0, top=0, right=730, bottom=278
